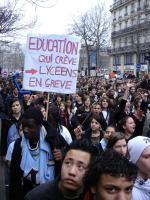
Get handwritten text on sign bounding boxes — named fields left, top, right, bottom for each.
left=23, top=34, right=81, bottom=94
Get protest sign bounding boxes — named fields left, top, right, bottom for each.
left=23, top=34, right=81, bottom=94
left=1, top=68, right=8, bottom=78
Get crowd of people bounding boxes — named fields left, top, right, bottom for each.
left=0, top=72, right=150, bottom=200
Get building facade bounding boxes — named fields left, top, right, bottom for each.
left=79, top=46, right=110, bottom=76
left=0, top=42, right=24, bottom=75
left=110, top=0, right=150, bottom=75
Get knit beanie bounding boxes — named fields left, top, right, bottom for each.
left=128, top=136, right=150, bottom=164
left=22, top=107, right=43, bottom=124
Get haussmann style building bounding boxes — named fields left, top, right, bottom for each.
left=110, top=0, right=150, bottom=76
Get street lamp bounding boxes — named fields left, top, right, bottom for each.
left=145, top=52, right=150, bottom=73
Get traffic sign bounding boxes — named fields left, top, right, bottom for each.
left=136, top=64, right=141, bottom=69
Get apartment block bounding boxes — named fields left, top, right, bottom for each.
left=110, top=0, right=150, bottom=74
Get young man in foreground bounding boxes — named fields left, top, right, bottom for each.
left=25, top=139, right=99, bottom=200
left=85, top=150, right=137, bottom=200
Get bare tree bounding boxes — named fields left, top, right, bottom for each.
left=26, top=0, right=57, bottom=8
left=0, top=0, right=57, bottom=39
left=70, top=13, right=94, bottom=76
left=0, top=42, right=24, bottom=73
left=0, top=6, right=36, bottom=36
left=0, top=7, right=36, bottom=42
left=69, top=2, right=110, bottom=76
left=0, top=0, right=57, bottom=72
left=88, top=4, right=110, bottom=69
left=0, top=4, right=36, bottom=71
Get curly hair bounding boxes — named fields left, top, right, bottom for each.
left=84, top=149, right=137, bottom=188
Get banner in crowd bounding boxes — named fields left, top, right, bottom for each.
left=23, top=34, right=81, bottom=94
left=1, top=68, right=8, bottom=78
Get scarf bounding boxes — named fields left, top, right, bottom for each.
left=132, top=178, right=150, bottom=200
left=20, top=126, right=55, bottom=184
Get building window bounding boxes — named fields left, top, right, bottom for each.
left=131, top=18, right=134, bottom=26
left=119, top=38, right=121, bottom=47
left=113, top=40, right=116, bottom=49
left=124, top=54, right=133, bottom=65
left=145, top=0, right=148, bottom=7
left=140, top=53, right=146, bottom=64
left=125, top=20, right=128, bottom=28
left=137, top=0, right=141, bottom=10
left=119, top=22, right=122, bottom=30
left=145, top=13, right=147, bottom=18
left=119, top=9, right=121, bottom=19
left=124, top=37, right=128, bottom=46
left=131, top=3, right=134, bottom=13
left=113, top=55, right=120, bottom=66
left=138, top=14, right=141, bottom=21
left=130, top=35, right=134, bottom=44
left=113, top=12, right=116, bottom=20
left=113, top=24, right=116, bottom=32
left=125, top=6, right=128, bottom=16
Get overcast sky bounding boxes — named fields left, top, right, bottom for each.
left=25, top=0, right=113, bottom=35
left=0, top=0, right=113, bottom=41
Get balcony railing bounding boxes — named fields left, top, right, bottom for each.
left=110, top=0, right=133, bottom=11
left=144, top=4, right=148, bottom=8
left=111, top=1, right=150, bottom=13
left=109, top=42, right=150, bottom=54
left=109, top=46, right=132, bottom=54
left=111, top=21, right=150, bottom=38
left=137, top=7, right=141, bottom=11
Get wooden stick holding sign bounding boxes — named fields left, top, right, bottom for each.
left=46, top=93, right=50, bottom=121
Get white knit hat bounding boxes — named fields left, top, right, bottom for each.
left=128, top=136, right=150, bottom=164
